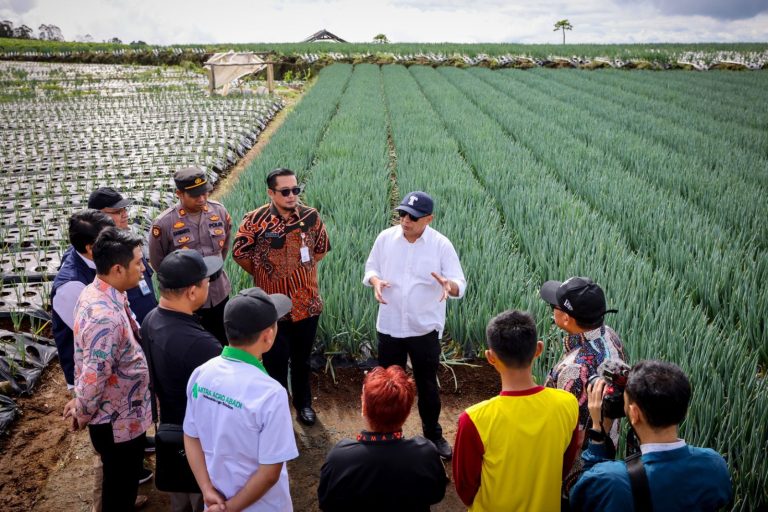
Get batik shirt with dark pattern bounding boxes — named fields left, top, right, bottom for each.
left=544, top=325, right=626, bottom=430
left=544, top=324, right=626, bottom=494
left=232, top=203, right=330, bottom=322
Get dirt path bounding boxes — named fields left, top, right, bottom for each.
left=211, top=83, right=310, bottom=202
left=1, top=362, right=499, bottom=511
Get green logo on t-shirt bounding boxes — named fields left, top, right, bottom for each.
left=190, top=381, right=242, bottom=409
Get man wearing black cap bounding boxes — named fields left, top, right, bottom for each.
left=183, top=288, right=299, bottom=511
left=149, top=167, right=232, bottom=345
left=232, top=168, right=331, bottom=426
left=88, top=187, right=158, bottom=325
left=140, top=250, right=224, bottom=512
left=539, top=276, right=626, bottom=496
left=363, top=191, right=467, bottom=460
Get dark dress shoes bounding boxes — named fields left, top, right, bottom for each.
left=432, top=437, right=453, bottom=460
left=298, top=406, right=317, bottom=426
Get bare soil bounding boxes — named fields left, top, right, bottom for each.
left=1, top=360, right=500, bottom=511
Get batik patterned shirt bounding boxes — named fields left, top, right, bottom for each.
left=232, top=203, right=330, bottom=322
left=73, top=277, right=151, bottom=443
left=544, top=324, right=626, bottom=493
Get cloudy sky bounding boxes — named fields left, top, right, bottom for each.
left=1, top=0, right=767, bottom=45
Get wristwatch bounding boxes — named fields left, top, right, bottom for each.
left=587, top=428, right=607, bottom=443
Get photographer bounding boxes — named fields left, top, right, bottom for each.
left=570, top=360, right=732, bottom=512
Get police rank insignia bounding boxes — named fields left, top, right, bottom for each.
left=210, top=215, right=220, bottom=222
left=152, top=226, right=161, bottom=238
left=173, top=221, right=185, bottom=229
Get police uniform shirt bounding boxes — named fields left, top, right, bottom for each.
left=149, top=200, right=232, bottom=309
left=183, top=346, right=299, bottom=511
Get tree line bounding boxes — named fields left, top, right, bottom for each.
left=0, top=20, right=145, bottom=45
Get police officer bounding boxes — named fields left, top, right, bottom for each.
left=88, top=187, right=158, bottom=324
left=149, top=167, right=232, bottom=345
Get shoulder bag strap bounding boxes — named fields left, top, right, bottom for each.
left=625, top=452, right=653, bottom=512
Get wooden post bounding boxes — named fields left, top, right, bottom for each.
left=267, top=63, right=274, bottom=94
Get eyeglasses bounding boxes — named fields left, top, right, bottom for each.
left=398, top=210, right=424, bottom=222
left=271, top=186, right=303, bottom=197
left=103, top=207, right=128, bottom=215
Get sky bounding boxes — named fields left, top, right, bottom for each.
left=1, top=0, right=767, bottom=45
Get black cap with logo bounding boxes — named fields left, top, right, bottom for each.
left=539, top=277, right=617, bottom=325
left=157, top=249, right=223, bottom=289
left=174, top=167, right=213, bottom=196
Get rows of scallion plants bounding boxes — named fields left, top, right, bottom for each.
left=0, top=60, right=285, bottom=432
left=439, top=67, right=767, bottom=361
left=224, top=63, right=766, bottom=509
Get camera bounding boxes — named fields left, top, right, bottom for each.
left=588, top=360, right=631, bottom=419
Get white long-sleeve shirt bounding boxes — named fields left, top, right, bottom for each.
left=52, top=251, right=96, bottom=330
left=363, top=225, right=466, bottom=338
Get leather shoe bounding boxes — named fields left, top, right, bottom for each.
left=432, top=437, right=452, bottom=460
left=298, top=407, right=316, bottom=426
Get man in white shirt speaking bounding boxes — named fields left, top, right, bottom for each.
left=363, top=191, right=467, bottom=460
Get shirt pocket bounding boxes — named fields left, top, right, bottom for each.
left=208, top=221, right=227, bottom=245
left=172, top=228, right=196, bottom=249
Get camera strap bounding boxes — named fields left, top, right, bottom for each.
left=625, top=452, right=653, bottom=512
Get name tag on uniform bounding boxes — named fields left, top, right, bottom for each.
left=139, top=279, right=152, bottom=296
left=300, top=246, right=311, bottom=263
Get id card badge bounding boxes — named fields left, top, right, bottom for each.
left=139, top=279, right=152, bottom=296
left=300, top=232, right=311, bottom=263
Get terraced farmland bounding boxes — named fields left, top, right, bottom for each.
left=220, top=64, right=767, bottom=510
left=0, top=61, right=283, bottom=426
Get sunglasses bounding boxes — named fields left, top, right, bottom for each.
left=271, top=186, right=303, bottom=197
left=398, top=210, right=424, bottom=222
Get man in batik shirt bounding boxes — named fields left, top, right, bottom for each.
left=539, top=277, right=626, bottom=497
left=232, top=168, right=330, bottom=427
left=63, top=227, right=152, bottom=512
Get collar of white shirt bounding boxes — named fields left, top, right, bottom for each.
left=75, top=250, right=97, bottom=270
left=640, top=439, right=686, bottom=455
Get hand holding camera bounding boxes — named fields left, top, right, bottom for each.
left=587, top=360, right=632, bottom=435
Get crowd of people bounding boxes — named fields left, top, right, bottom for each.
left=57, top=166, right=733, bottom=511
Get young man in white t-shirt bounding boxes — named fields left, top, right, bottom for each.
left=183, top=287, right=298, bottom=512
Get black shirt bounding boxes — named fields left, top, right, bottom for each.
left=140, top=307, right=222, bottom=424
left=318, top=431, right=448, bottom=511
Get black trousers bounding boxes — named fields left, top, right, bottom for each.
left=377, top=330, right=443, bottom=441
left=263, top=315, right=319, bottom=411
left=196, top=296, right=229, bottom=346
left=88, top=424, right=146, bottom=512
